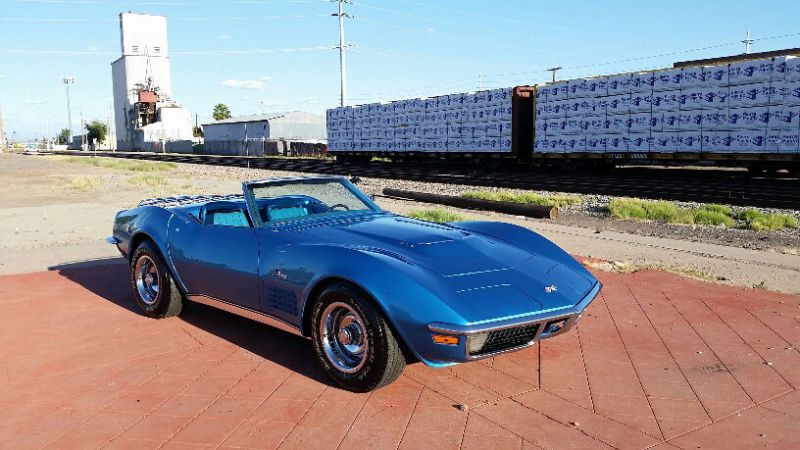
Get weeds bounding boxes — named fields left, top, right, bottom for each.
left=407, top=209, right=467, bottom=223
left=606, top=199, right=797, bottom=231
left=736, top=208, right=799, bottom=231
left=461, top=190, right=581, bottom=207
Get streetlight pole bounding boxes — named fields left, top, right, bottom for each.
left=63, top=77, right=75, bottom=142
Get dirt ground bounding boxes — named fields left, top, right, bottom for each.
left=1, top=152, right=799, bottom=294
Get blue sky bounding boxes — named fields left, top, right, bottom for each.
left=1, top=0, right=799, bottom=140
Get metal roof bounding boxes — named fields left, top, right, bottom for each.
left=203, top=111, right=323, bottom=126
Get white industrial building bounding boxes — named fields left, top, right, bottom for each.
left=111, top=12, right=193, bottom=152
left=202, top=112, right=326, bottom=156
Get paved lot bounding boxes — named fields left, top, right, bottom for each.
left=1, top=262, right=799, bottom=449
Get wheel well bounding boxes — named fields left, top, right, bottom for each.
left=301, top=277, right=418, bottom=363
left=128, top=233, right=187, bottom=296
left=129, top=232, right=154, bottom=261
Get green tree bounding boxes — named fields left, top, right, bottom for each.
left=85, top=121, right=108, bottom=149
left=56, top=128, right=70, bottom=145
left=212, top=103, right=232, bottom=121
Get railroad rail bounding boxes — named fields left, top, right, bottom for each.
left=50, top=151, right=800, bottom=210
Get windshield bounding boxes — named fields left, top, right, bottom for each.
left=247, top=178, right=377, bottom=225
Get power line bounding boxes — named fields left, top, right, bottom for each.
left=348, top=1, right=563, bottom=44
left=17, top=0, right=328, bottom=4
left=342, top=31, right=800, bottom=105
left=0, top=14, right=331, bottom=22
left=0, top=45, right=338, bottom=56
left=353, top=16, right=564, bottom=56
left=393, top=0, right=564, bottom=29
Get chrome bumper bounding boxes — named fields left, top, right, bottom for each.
left=428, top=281, right=602, bottom=360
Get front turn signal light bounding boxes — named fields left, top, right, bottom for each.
left=432, top=334, right=459, bottom=345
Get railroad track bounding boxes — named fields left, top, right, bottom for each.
left=51, top=151, right=800, bottom=210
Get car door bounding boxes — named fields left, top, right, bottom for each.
left=252, top=227, right=307, bottom=325
left=168, top=208, right=260, bottom=310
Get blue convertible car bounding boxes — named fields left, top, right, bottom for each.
left=108, top=176, right=601, bottom=392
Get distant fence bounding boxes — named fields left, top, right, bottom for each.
left=203, top=139, right=326, bottom=157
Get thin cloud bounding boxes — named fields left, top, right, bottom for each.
left=221, top=77, right=270, bottom=90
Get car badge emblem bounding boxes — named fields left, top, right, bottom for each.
left=544, top=284, right=558, bottom=293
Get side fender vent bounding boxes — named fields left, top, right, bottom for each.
left=264, top=287, right=298, bottom=315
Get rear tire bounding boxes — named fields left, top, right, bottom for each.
left=130, top=240, right=183, bottom=318
left=310, top=282, right=406, bottom=392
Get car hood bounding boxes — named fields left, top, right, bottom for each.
left=292, top=214, right=595, bottom=319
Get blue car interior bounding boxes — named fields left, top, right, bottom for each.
left=201, top=201, right=251, bottom=228
left=185, top=195, right=329, bottom=227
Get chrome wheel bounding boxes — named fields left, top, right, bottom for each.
left=134, top=255, right=160, bottom=305
left=319, top=302, right=368, bottom=374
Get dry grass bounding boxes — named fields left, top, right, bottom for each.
left=69, top=175, right=103, bottom=191
left=128, top=174, right=170, bottom=187
left=57, top=156, right=176, bottom=172
left=583, top=259, right=715, bottom=282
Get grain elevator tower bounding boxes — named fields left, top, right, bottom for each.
left=111, top=12, right=193, bottom=151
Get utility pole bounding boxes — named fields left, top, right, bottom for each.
left=0, top=105, right=5, bottom=153
left=332, top=0, right=351, bottom=107
left=742, top=30, right=754, bottom=54
left=80, top=110, right=85, bottom=150
left=0, top=75, right=5, bottom=153
left=62, top=77, right=75, bottom=141
left=547, top=66, right=562, bottom=83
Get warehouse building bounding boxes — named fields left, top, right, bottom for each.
left=202, top=111, right=326, bottom=156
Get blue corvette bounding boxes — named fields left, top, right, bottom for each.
left=108, top=176, right=601, bottom=392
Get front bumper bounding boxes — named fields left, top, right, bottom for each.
left=105, top=236, right=127, bottom=257
left=427, top=281, right=602, bottom=361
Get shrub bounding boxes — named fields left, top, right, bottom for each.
left=406, top=209, right=466, bottom=223
left=700, top=204, right=733, bottom=216
left=693, top=210, right=734, bottom=226
left=607, top=199, right=649, bottom=220
left=737, top=208, right=799, bottom=231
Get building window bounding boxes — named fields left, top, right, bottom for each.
left=131, top=45, right=139, bottom=53
left=154, top=46, right=161, bottom=53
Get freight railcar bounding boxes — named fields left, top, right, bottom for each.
left=326, top=49, right=800, bottom=173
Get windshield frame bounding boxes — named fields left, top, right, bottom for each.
left=241, top=176, right=381, bottom=228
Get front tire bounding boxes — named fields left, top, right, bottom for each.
left=130, top=241, right=183, bottom=318
left=311, top=283, right=406, bottom=392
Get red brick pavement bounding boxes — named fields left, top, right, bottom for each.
left=0, top=262, right=799, bottom=449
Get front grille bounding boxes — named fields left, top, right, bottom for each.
left=471, top=324, right=538, bottom=356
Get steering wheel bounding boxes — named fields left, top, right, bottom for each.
left=328, top=203, right=350, bottom=211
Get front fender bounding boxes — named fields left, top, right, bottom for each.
left=114, top=206, right=188, bottom=293
left=284, top=244, right=469, bottom=367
